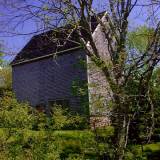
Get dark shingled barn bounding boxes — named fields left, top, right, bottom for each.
left=11, top=13, right=111, bottom=115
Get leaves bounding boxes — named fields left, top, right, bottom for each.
left=127, top=26, right=154, bottom=53
left=0, top=92, right=34, bottom=129
left=0, top=66, right=12, bottom=89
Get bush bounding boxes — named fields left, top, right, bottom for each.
left=0, top=92, right=35, bottom=129
left=0, top=92, right=88, bottom=131
left=0, top=66, right=12, bottom=100
left=0, top=129, right=98, bottom=160
left=0, top=92, right=114, bottom=159
left=51, top=105, right=88, bottom=130
left=124, top=143, right=160, bottom=160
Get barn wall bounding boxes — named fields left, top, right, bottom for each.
left=87, top=57, right=112, bottom=116
left=86, top=15, right=113, bottom=116
left=12, top=49, right=88, bottom=113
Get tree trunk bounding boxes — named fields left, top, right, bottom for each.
left=112, top=99, right=131, bottom=160
left=114, top=114, right=127, bottom=160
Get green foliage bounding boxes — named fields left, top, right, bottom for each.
left=121, top=66, right=160, bottom=144
left=0, top=92, right=35, bottom=129
left=125, top=143, right=160, bottom=160
left=0, top=91, right=88, bottom=131
left=0, top=92, right=99, bottom=159
left=0, top=129, right=99, bottom=160
left=95, top=126, right=114, bottom=138
left=0, top=48, right=4, bottom=66
left=0, top=66, right=12, bottom=97
left=50, top=106, right=88, bottom=130
left=127, top=26, right=154, bottom=53
left=0, top=92, right=117, bottom=159
left=124, top=68, right=160, bottom=156
left=72, top=79, right=89, bottom=115
left=0, top=64, right=160, bottom=159
left=0, top=42, right=5, bottom=67
left=149, top=68, right=160, bottom=141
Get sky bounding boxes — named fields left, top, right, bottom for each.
left=0, top=0, right=159, bottom=61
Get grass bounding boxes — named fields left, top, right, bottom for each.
left=0, top=128, right=98, bottom=159
left=1, top=128, right=160, bottom=159
left=143, top=142, right=160, bottom=152
left=125, top=142, right=160, bottom=160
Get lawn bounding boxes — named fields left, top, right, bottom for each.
left=0, top=128, right=160, bottom=159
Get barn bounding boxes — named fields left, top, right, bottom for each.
left=11, top=14, right=111, bottom=115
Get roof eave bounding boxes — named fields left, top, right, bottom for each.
left=11, top=46, right=82, bottom=66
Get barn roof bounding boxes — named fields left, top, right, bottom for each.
left=11, top=12, right=105, bottom=66
left=11, top=27, right=81, bottom=65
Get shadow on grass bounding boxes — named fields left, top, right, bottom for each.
left=145, top=149, right=160, bottom=160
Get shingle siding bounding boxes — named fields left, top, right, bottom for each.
left=12, top=49, right=88, bottom=113
left=12, top=61, right=41, bottom=106
left=87, top=57, right=112, bottom=115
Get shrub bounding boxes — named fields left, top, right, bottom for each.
left=124, top=143, right=160, bottom=160
left=0, top=92, right=114, bottom=159
left=50, top=105, right=88, bottom=130
left=0, top=92, right=34, bottom=129
left=0, top=129, right=99, bottom=160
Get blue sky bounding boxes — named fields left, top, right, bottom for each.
left=0, top=0, right=157, bottom=61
